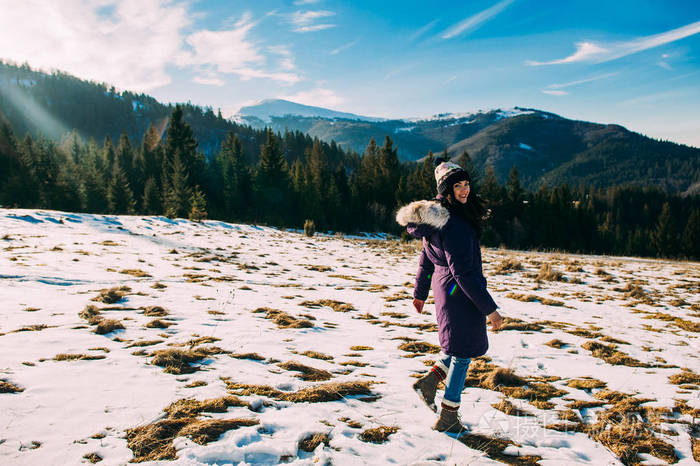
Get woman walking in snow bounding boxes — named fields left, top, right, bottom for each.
left=396, top=157, right=503, bottom=434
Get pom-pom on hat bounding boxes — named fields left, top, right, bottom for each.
left=434, top=157, right=470, bottom=196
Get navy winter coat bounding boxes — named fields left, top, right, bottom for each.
left=396, top=199, right=498, bottom=358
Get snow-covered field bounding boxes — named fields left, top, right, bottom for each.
left=1, top=208, right=698, bottom=466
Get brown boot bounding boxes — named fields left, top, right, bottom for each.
left=434, top=403, right=468, bottom=434
left=412, top=370, right=440, bottom=411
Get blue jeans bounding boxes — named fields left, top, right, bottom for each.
left=438, top=354, right=471, bottom=407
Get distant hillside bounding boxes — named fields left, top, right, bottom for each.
left=237, top=99, right=384, bottom=123
left=1, top=61, right=698, bottom=194
left=0, top=61, right=259, bottom=157
left=238, top=102, right=700, bottom=194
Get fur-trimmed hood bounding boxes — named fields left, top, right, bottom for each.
left=396, top=200, right=450, bottom=229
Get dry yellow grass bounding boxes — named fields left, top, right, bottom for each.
left=581, top=341, right=651, bottom=367
left=277, top=361, right=333, bottom=381
left=566, top=378, right=607, bottom=390
left=300, top=299, right=356, bottom=312
left=359, top=426, right=399, bottom=444
left=54, top=353, right=106, bottom=361
left=223, top=379, right=375, bottom=403
left=142, top=306, right=168, bottom=317
left=492, top=398, right=534, bottom=417
left=536, top=263, right=566, bottom=282
left=151, top=347, right=225, bottom=374
left=669, top=370, right=700, bottom=385
left=252, top=307, right=314, bottom=329
left=164, top=396, right=247, bottom=418
left=94, top=319, right=125, bottom=334
left=120, top=269, right=152, bottom=278
left=544, top=339, right=567, bottom=348
left=300, top=350, right=334, bottom=360
left=93, top=286, right=131, bottom=304
left=397, top=341, right=441, bottom=354
left=493, top=258, right=523, bottom=274
left=298, top=432, right=331, bottom=452
left=0, top=379, right=24, bottom=393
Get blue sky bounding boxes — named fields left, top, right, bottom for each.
left=1, top=0, right=699, bottom=147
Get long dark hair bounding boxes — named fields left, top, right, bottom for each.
left=439, top=189, right=489, bottom=237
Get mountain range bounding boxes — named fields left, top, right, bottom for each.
left=1, top=62, right=698, bottom=194
left=237, top=99, right=700, bottom=194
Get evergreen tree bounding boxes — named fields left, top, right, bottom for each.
left=378, top=136, right=400, bottom=210
left=142, top=176, right=162, bottom=214
left=189, top=185, right=207, bottom=222
left=164, top=151, right=192, bottom=219
left=652, top=202, right=677, bottom=257
left=455, top=150, right=480, bottom=189
left=163, top=105, right=202, bottom=188
left=107, top=165, right=135, bottom=214
left=255, top=129, right=289, bottom=225
left=681, top=208, right=700, bottom=259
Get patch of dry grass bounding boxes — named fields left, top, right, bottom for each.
left=497, top=317, right=544, bottom=331
left=120, top=269, right=151, bottom=278
left=252, top=307, right=314, bottom=329
left=300, top=350, right=333, bottom=361
left=566, top=400, right=606, bottom=410
left=482, top=368, right=527, bottom=390
left=456, top=432, right=542, bottom=465
left=349, top=345, right=374, bottom=351
left=184, top=381, right=208, bottom=388
left=298, top=432, right=331, bottom=451
left=54, top=353, right=106, bottom=361
left=494, top=258, right=523, bottom=274
left=300, top=299, right=356, bottom=312
left=164, top=396, right=247, bottom=418
left=83, top=452, right=102, bottom=463
left=384, top=291, right=413, bottom=302
left=536, top=264, right=566, bottom=282
left=10, top=324, right=53, bottom=333
left=669, top=370, right=700, bottom=385
left=94, top=319, right=124, bottom=335
left=151, top=347, right=226, bottom=374
left=544, top=339, right=567, bottom=348
left=643, top=312, right=700, bottom=333
left=566, top=378, right=607, bottom=390
left=277, top=361, right=333, bottom=381
left=229, top=353, right=265, bottom=361
left=145, top=319, right=173, bottom=329
left=359, top=426, right=399, bottom=444
left=180, top=419, right=259, bottom=445
left=142, top=306, right=168, bottom=317
left=223, top=379, right=375, bottom=403
left=492, top=398, right=534, bottom=417
left=581, top=341, right=651, bottom=367
left=397, top=341, right=441, bottom=354
left=0, top=379, right=24, bottom=393
left=93, top=286, right=131, bottom=304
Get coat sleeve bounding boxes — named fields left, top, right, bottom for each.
left=442, top=223, right=498, bottom=316
left=413, top=240, right=434, bottom=301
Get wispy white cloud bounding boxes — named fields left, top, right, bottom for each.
left=547, top=72, right=618, bottom=89
left=411, top=19, right=439, bottom=41
left=444, top=75, right=458, bottom=84
left=441, top=0, right=516, bottom=39
left=177, top=12, right=302, bottom=85
left=541, top=89, right=568, bottom=96
left=293, top=0, right=321, bottom=5
left=384, top=62, right=419, bottom=80
left=0, top=0, right=190, bottom=91
left=541, top=72, right=617, bottom=96
left=291, top=10, right=335, bottom=33
left=618, top=89, right=690, bottom=106
left=330, top=39, right=359, bottom=55
left=281, top=87, right=345, bottom=108
left=527, top=20, right=700, bottom=65
left=0, top=1, right=304, bottom=90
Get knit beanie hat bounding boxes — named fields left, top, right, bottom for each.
left=434, top=157, right=470, bottom=196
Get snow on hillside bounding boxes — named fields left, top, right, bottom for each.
left=1, top=209, right=699, bottom=465
left=236, top=99, right=385, bottom=123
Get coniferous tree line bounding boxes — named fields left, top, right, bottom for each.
left=1, top=105, right=698, bottom=260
